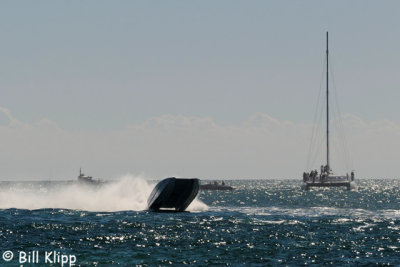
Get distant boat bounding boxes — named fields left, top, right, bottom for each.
left=77, top=168, right=101, bottom=184
left=200, top=181, right=234, bottom=191
left=147, top=177, right=199, bottom=212
left=302, top=32, right=356, bottom=190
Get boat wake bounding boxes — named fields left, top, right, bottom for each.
left=0, top=175, right=208, bottom=212
left=207, top=205, right=400, bottom=220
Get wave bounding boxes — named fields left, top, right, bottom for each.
left=207, top=205, right=400, bottom=219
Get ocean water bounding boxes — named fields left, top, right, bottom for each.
left=1, top=178, right=400, bottom=266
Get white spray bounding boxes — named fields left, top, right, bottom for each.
left=0, top=175, right=208, bottom=212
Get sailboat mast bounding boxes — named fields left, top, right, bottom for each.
left=326, top=32, right=330, bottom=170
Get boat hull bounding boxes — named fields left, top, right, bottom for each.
left=147, top=177, right=199, bottom=212
left=77, top=177, right=102, bottom=185
left=302, top=174, right=356, bottom=190
left=199, top=184, right=234, bottom=190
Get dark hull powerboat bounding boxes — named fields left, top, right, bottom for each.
left=147, top=177, right=199, bottom=212
left=200, top=183, right=234, bottom=191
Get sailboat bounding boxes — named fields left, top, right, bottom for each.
left=302, top=32, right=355, bottom=190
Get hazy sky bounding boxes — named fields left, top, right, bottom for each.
left=1, top=1, right=400, bottom=179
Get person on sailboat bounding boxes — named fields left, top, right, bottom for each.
left=324, top=165, right=329, bottom=174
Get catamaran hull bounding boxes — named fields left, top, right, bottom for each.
left=147, top=177, right=199, bottom=212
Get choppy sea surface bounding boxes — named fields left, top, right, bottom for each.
left=1, top=178, right=400, bottom=266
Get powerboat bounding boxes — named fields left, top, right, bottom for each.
left=200, top=181, right=234, bottom=190
left=147, top=177, right=199, bottom=212
left=77, top=168, right=102, bottom=184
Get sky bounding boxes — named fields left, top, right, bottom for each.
left=1, top=1, right=400, bottom=180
